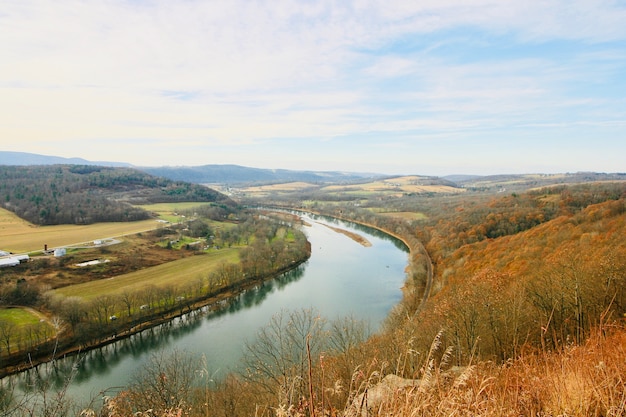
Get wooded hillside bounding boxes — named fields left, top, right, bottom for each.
left=92, top=180, right=626, bottom=417
left=0, top=165, right=234, bottom=225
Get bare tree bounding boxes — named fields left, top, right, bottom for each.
left=119, top=349, right=199, bottom=415
left=242, top=308, right=327, bottom=405
left=119, top=290, right=137, bottom=319
left=0, top=320, right=16, bottom=355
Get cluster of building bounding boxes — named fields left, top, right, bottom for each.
left=0, top=244, right=68, bottom=268
left=0, top=251, right=29, bottom=268
left=1, top=239, right=112, bottom=269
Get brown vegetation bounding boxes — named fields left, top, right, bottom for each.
left=166, top=180, right=624, bottom=417
left=3, top=180, right=626, bottom=416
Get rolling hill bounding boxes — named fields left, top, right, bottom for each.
left=0, top=165, right=235, bottom=225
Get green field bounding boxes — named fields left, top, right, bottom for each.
left=54, top=248, right=240, bottom=300
left=0, top=307, right=55, bottom=351
left=139, top=202, right=216, bottom=223
left=0, top=307, right=44, bottom=327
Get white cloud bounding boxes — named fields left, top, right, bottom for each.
left=1, top=0, right=625, bottom=174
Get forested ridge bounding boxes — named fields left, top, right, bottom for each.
left=411, top=192, right=626, bottom=361
left=0, top=165, right=234, bottom=225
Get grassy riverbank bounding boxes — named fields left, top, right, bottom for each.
left=0, top=207, right=311, bottom=377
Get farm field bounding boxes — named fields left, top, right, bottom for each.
left=230, top=182, right=318, bottom=198
left=0, top=207, right=160, bottom=254
left=240, top=182, right=316, bottom=193
left=375, top=211, right=428, bottom=221
left=0, top=307, right=55, bottom=351
left=232, top=175, right=465, bottom=201
left=320, top=176, right=464, bottom=195
left=0, top=202, right=223, bottom=254
left=54, top=248, right=239, bottom=300
left=0, top=307, right=46, bottom=327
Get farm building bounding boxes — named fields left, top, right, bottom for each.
left=0, top=257, right=20, bottom=268
left=54, top=248, right=67, bottom=257
left=14, top=254, right=29, bottom=263
left=0, top=255, right=28, bottom=267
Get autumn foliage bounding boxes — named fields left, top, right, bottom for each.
left=111, top=181, right=624, bottom=417
left=4, top=181, right=626, bottom=416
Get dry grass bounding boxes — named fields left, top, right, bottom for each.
left=102, top=323, right=625, bottom=417
left=0, top=207, right=160, bottom=253
left=338, top=325, right=626, bottom=417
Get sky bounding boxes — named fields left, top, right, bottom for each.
left=1, top=0, right=625, bottom=176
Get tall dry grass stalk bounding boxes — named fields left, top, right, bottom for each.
left=99, top=326, right=623, bottom=417
left=342, top=324, right=625, bottom=417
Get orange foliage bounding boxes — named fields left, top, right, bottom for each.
left=414, top=189, right=626, bottom=361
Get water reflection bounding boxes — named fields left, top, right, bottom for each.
left=2, top=214, right=407, bottom=408
left=292, top=211, right=408, bottom=252
left=7, top=263, right=307, bottom=399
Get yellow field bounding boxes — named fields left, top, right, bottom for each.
left=235, top=182, right=318, bottom=198
left=0, top=207, right=161, bottom=254
left=54, top=248, right=240, bottom=300
left=0, top=202, right=229, bottom=254
left=321, top=176, right=464, bottom=194
left=139, top=202, right=217, bottom=213
left=243, top=182, right=316, bottom=192
left=377, top=211, right=428, bottom=221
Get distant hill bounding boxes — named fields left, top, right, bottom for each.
left=453, top=172, right=626, bottom=192
left=140, top=164, right=382, bottom=185
left=2, top=151, right=624, bottom=190
left=0, top=165, right=235, bottom=225
left=0, top=151, right=131, bottom=167
left=0, top=152, right=382, bottom=184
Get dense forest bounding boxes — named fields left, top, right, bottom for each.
left=0, top=165, right=234, bottom=225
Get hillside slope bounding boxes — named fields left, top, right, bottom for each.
left=0, top=165, right=234, bottom=225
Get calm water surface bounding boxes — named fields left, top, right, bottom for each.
left=11, top=214, right=409, bottom=405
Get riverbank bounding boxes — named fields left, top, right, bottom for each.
left=317, top=222, right=372, bottom=246
left=281, top=207, right=433, bottom=307
left=0, top=248, right=310, bottom=378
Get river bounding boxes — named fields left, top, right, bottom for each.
left=7, top=213, right=409, bottom=408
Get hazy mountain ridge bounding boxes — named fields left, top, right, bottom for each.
left=140, top=164, right=381, bottom=185
left=1, top=152, right=624, bottom=190
left=0, top=152, right=382, bottom=185
left=0, top=151, right=131, bottom=167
